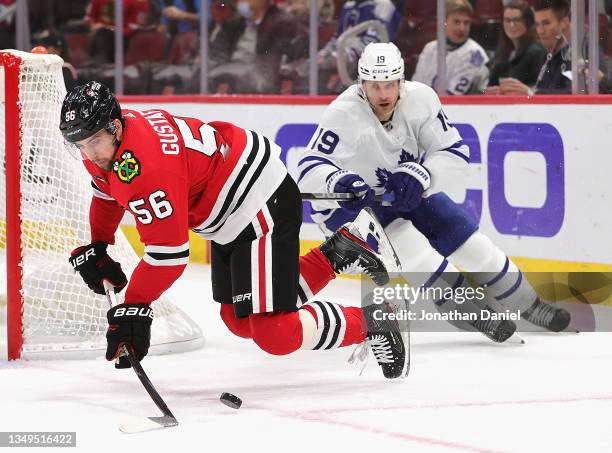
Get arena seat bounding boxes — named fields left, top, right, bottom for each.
left=125, top=31, right=167, bottom=66
left=167, top=31, right=198, bottom=65
left=475, top=0, right=503, bottom=22
left=64, top=33, right=90, bottom=66
left=405, top=0, right=436, bottom=22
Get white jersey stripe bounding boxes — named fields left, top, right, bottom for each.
left=250, top=234, right=260, bottom=314
left=196, top=130, right=256, bottom=232
left=143, top=254, right=189, bottom=267
left=92, top=185, right=115, bottom=201
left=251, top=215, right=263, bottom=238
left=144, top=243, right=189, bottom=254
left=192, top=130, right=286, bottom=245
left=196, top=130, right=268, bottom=234
left=261, top=205, right=274, bottom=313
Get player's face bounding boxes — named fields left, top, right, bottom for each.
left=535, top=9, right=564, bottom=50
left=73, top=122, right=121, bottom=171
left=503, top=8, right=527, bottom=42
left=445, top=12, right=471, bottom=45
left=363, top=80, right=400, bottom=120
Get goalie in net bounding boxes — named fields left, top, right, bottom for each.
left=60, top=81, right=409, bottom=379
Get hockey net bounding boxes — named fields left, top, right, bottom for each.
left=0, top=50, right=204, bottom=359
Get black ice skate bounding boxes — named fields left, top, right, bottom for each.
left=319, top=227, right=390, bottom=286
left=470, top=306, right=517, bottom=343
left=523, top=298, right=571, bottom=332
left=361, top=303, right=407, bottom=379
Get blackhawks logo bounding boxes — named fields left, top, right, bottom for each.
left=113, top=150, right=141, bottom=184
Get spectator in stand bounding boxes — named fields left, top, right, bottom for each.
left=156, top=0, right=203, bottom=36
left=208, top=0, right=243, bottom=68
left=317, top=0, right=402, bottom=93
left=85, top=0, right=151, bottom=65
left=207, top=0, right=308, bottom=93
left=153, top=0, right=243, bottom=94
left=498, top=0, right=571, bottom=94
left=27, top=1, right=89, bottom=36
left=412, top=0, right=489, bottom=94
left=486, top=0, right=547, bottom=94
left=280, top=0, right=333, bottom=22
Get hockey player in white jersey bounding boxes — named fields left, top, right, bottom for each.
left=412, top=0, right=489, bottom=95
left=293, top=42, right=571, bottom=341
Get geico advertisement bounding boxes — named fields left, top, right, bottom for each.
left=122, top=100, right=612, bottom=266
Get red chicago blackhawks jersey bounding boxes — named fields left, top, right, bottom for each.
left=83, top=109, right=287, bottom=304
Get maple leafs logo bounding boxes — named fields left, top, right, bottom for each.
left=375, top=149, right=419, bottom=187
left=398, top=148, right=417, bottom=165
left=375, top=167, right=392, bottom=188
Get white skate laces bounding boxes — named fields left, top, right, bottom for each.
left=347, top=335, right=393, bottom=375
left=367, top=335, right=394, bottom=362
left=337, top=254, right=373, bottom=275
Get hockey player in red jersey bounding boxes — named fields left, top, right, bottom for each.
left=60, top=81, right=408, bottom=379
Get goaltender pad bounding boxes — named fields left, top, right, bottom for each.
left=0, top=50, right=204, bottom=360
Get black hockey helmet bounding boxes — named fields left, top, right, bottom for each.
left=60, top=81, right=123, bottom=143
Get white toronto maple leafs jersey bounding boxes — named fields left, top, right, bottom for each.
left=293, top=81, right=469, bottom=225
left=412, top=38, right=489, bottom=95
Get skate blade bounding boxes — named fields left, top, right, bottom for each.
left=562, top=326, right=580, bottom=333
left=360, top=207, right=402, bottom=272
left=507, top=333, right=525, bottom=345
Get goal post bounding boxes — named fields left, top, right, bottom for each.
left=0, top=49, right=204, bottom=360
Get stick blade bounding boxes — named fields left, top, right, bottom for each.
left=119, top=415, right=178, bottom=434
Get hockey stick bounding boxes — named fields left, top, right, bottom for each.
left=103, top=281, right=179, bottom=434
left=301, top=192, right=394, bottom=204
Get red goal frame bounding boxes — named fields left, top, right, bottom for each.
left=2, top=51, right=24, bottom=360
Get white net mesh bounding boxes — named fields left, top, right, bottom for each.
left=0, top=50, right=203, bottom=359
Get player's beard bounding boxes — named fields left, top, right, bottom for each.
left=94, top=158, right=112, bottom=171
left=95, top=137, right=120, bottom=172
left=371, top=98, right=398, bottom=121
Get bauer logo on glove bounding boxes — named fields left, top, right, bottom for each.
left=69, top=242, right=128, bottom=295
left=106, top=303, right=153, bottom=362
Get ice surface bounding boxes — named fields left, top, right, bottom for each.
left=2, top=264, right=612, bottom=453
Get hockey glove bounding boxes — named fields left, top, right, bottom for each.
left=384, top=162, right=431, bottom=213
left=327, top=170, right=375, bottom=213
left=69, top=242, right=127, bottom=295
left=106, top=303, right=153, bottom=363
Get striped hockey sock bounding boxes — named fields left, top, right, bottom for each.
left=299, top=301, right=367, bottom=350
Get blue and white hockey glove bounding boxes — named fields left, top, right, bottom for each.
left=327, top=170, right=375, bottom=213
left=384, top=162, right=431, bottom=213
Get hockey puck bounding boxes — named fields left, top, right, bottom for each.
left=219, top=392, right=242, bottom=409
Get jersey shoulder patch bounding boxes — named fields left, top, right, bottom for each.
left=112, top=149, right=141, bottom=184
left=469, top=49, right=485, bottom=67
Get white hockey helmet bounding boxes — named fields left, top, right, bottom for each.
left=357, top=42, right=404, bottom=83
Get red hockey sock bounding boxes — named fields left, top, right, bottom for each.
left=299, top=248, right=336, bottom=299
left=220, top=304, right=252, bottom=339
left=249, top=311, right=302, bottom=355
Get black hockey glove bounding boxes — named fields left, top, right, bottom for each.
left=69, top=242, right=127, bottom=295
left=106, top=303, right=153, bottom=363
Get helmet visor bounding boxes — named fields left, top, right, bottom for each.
left=65, top=128, right=117, bottom=163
